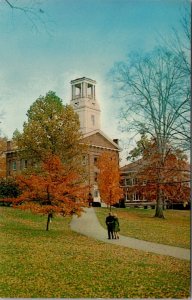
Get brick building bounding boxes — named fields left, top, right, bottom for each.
left=120, top=159, right=190, bottom=208
left=0, top=138, right=7, bottom=178
left=6, top=77, right=121, bottom=203
left=120, top=160, right=151, bottom=207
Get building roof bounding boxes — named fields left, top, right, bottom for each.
left=82, top=129, right=122, bottom=151
left=70, top=77, right=96, bottom=85
left=120, top=157, right=191, bottom=175
left=120, top=159, right=145, bottom=173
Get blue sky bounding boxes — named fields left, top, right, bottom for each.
left=0, top=0, right=188, bottom=162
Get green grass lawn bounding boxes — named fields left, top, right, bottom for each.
left=95, top=207, right=190, bottom=249
left=0, top=207, right=190, bottom=298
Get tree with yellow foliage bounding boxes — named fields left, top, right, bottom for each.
left=9, top=92, right=89, bottom=229
left=13, top=91, right=87, bottom=177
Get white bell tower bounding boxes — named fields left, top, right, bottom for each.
left=70, top=77, right=101, bottom=134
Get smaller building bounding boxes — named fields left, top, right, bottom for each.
left=6, top=140, right=27, bottom=177
left=120, top=158, right=190, bottom=209
left=120, top=160, right=152, bottom=207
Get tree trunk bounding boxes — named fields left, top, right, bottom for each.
left=46, top=213, right=52, bottom=231
left=109, top=191, right=112, bottom=211
left=154, top=183, right=165, bottom=218
left=154, top=202, right=164, bottom=218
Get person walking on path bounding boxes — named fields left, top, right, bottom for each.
left=113, top=213, right=120, bottom=239
left=70, top=207, right=190, bottom=260
left=88, top=193, right=93, bottom=207
left=105, top=212, right=114, bottom=239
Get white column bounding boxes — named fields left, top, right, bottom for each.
left=85, top=82, right=87, bottom=97
left=82, top=82, right=87, bottom=98
left=72, top=85, right=75, bottom=99
left=81, top=83, right=83, bottom=97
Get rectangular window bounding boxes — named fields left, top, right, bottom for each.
left=91, top=115, right=95, bottom=126
left=8, top=161, right=11, bottom=175
left=94, top=190, right=98, bottom=197
left=82, top=155, right=87, bottom=165
left=132, top=178, right=138, bottom=185
left=94, top=157, right=98, bottom=165
left=94, top=172, right=98, bottom=182
left=133, top=193, right=140, bottom=201
left=24, top=160, right=28, bottom=168
left=20, top=159, right=28, bottom=170
left=126, top=178, right=132, bottom=186
left=12, top=161, right=16, bottom=171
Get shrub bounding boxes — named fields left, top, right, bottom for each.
left=92, top=202, right=101, bottom=207
left=0, top=178, right=20, bottom=206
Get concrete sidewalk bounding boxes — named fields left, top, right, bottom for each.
left=70, top=207, right=190, bottom=261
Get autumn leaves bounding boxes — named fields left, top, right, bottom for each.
left=8, top=91, right=122, bottom=230
left=9, top=92, right=87, bottom=229
left=97, top=152, right=123, bottom=209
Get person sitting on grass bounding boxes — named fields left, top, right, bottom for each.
left=113, top=213, right=120, bottom=239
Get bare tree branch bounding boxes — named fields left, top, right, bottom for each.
left=3, top=0, right=51, bottom=34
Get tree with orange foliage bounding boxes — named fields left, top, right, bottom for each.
left=127, top=136, right=190, bottom=216
left=97, top=152, right=123, bottom=210
left=136, top=153, right=190, bottom=206
left=10, top=155, right=89, bottom=230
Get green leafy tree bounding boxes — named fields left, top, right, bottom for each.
left=11, top=91, right=89, bottom=227
left=13, top=91, right=87, bottom=177
left=127, top=134, right=151, bottom=161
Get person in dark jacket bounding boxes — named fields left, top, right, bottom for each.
left=105, top=212, right=114, bottom=239
left=88, top=193, right=93, bottom=207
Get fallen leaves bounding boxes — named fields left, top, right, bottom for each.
left=95, top=207, right=190, bottom=248
left=0, top=207, right=190, bottom=298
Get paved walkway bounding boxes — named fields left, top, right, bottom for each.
left=70, top=207, right=190, bottom=261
